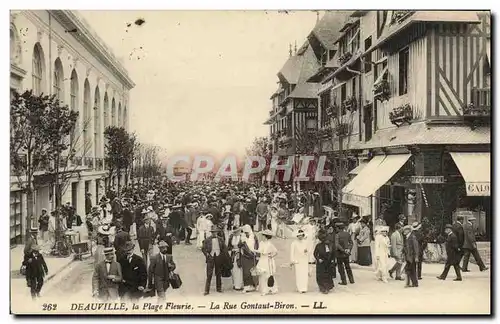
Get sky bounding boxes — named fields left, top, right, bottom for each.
left=79, top=10, right=320, bottom=159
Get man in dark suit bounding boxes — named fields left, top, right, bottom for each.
left=118, top=241, right=148, bottom=302
left=461, top=217, right=488, bottom=272
left=121, top=203, right=134, bottom=233
left=202, top=226, right=227, bottom=295
left=402, top=225, right=419, bottom=288
left=437, top=224, right=463, bottom=281
left=335, top=222, right=354, bottom=285
left=148, top=241, right=176, bottom=301
left=452, top=216, right=465, bottom=259
left=137, top=215, right=156, bottom=267
left=92, top=247, right=123, bottom=301
left=114, top=223, right=131, bottom=261
left=25, top=245, right=48, bottom=299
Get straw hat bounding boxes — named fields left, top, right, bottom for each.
left=103, top=247, right=115, bottom=255
left=98, top=225, right=112, bottom=235
left=296, top=229, right=306, bottom=237
left=158, top=240, right=169, bottom=248
left=261, top=229, right=274, bottom=237
left=411, top=221, right=422, bottom=231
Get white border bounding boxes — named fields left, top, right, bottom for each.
left=3, top=1, right=498, bottom=324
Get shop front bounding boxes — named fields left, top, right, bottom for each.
left=341, top=153, right=413, bottom=225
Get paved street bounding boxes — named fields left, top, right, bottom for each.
left=11, top=237, right=491, bottom=314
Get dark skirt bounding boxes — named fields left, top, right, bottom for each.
left=316, top=262, right=334, bottom=292
left=240, top=257, right=257, bottom=287
left=357, top=246, right=372, bottom=266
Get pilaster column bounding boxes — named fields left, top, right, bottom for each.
left=76, top=180, right=86, bottom=218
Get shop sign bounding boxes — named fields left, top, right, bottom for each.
left=466, top=182, right=490, bottom=196
left=410, top=176, right=445, bottom=184
left=342, top=193, right=371, bottom=216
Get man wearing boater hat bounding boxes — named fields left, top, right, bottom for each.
left=92, top=247, right=122, bottom=301
left=202, top=225, right=228, bottom=295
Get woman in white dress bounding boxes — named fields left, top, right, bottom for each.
left=301, top=218, right=317, bottom=263
left=290, top=229, right=310, bottom=293
left=196, top=214, right=206, bottom=249
left=228, top=227, right=244, bottom=290
left=268, top=205, right=279, bottom=236
left=252, top=229, right=278, bottom=296
left=374, top=226, right=391, bottom=283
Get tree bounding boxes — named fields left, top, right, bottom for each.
left=104, top=126, right=135, bottom=194
left=10, top=90, right=78, bottom=243
left=245, top=136, right=271, bottom=184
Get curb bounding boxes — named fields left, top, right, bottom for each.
left=45, top=255, right=76, bottom=282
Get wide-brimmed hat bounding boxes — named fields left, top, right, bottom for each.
left=103, top=247, right=115, bottom=255
left=445, top=224, right=453, bottom=230
left=261, top=229, right=274, bottom=237
left=402, top=225, right=412, bottom=232
left=241, top=225, right=253, bottom=233
left=411, top=222, right=422, bottom=231
left=98, top=225, right=112, bottom=235
left=335, top=222, right=345, bottom=229
left=296, top=229, right=306, bottom=237
left=205, top=213, right=213, bottom=219
left=147, top=206, right=154, bottom=212
left=123, top=241, right=135, bottom=251
left=172, top=204, right=182, bottom=209
left=158, top=240, right=169, bottom=248
left=141, top=208, right=149, bottom=214
left=376, top=226, right=390, bottom=233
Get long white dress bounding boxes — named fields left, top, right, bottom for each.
left=254, top=240, right=278, bottom=295
left=303, top=224, right=317, bottom=263
left=230, top=234, right=244, bottom=290
left=269, top=210, right=278, bottom=236
left=290, top=239, right=310, bottom=292
left=374, top=234, right=391, bottom=282
left=196, top=216, right=206, bottom=249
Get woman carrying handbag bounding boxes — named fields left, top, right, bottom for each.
left=252, top=229, right=278, bottom=296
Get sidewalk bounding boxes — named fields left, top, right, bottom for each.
left=10, top=225, right=88, bottom=297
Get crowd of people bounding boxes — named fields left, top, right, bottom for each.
left=20, top=179, right=488, bottom=301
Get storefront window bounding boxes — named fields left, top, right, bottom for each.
left=10, top=191, right=23, bottom=246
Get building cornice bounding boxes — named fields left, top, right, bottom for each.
left=10, top=63, right=27, bottom=79
left=50, top=10, right=135, bottom=90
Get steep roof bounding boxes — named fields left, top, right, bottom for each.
left=288, top=82, right=320, bottom=99
left=278, top=41, right=320, bottom=85
left=310, top=11, right=354, bottom=50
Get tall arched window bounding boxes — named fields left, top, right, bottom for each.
left=123, top=106, right=128, bottom=130
left=70, top=69, right=79, bottom=144
left=111, top=98, right=116, bottom=126
left=103, top=92, right=109, bottom=130
left=118, top=103, right=122, bottom=127
left=32, top=43, right=45, bottom=95
left=53, top=58, right=64, bottom=100
left=83, top=79, right=91, bottom=159
left=94, top=87, right=101, bottom=159
left=10, top=29, right=15, bottom=62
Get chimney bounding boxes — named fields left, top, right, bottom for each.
left=316, top=11, right=320, bottom=22
left=294, top=41, right=297, bottom=55
left=289, top=43, right=292, bottom=57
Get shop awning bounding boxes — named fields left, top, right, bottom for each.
left=349, top=162, right=369, bottom=175
left=343, top=154, right=411, bottom=198
left=450, top=152, right=490, bottom=196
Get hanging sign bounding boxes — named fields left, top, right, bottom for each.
left=410, top=176, right=445, bottom=184
left=466, top=182, right=490, bottom=196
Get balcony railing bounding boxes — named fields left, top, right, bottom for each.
left=84, top=157, right=94, bottom=168
left=462, top=88, right=490, bottom=129
left=95, top=158, right=104, bottom=171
